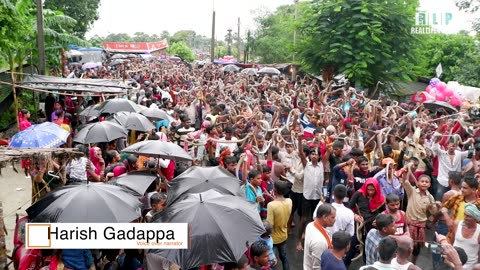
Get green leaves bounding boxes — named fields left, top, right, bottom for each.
left=297, top=0, right=420, bottom=89
left=167, top=41, right=195, bottom=62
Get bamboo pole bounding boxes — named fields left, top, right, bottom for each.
left=11, top=72, right=20, bottom=131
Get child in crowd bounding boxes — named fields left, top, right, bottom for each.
left=145, top=192, right=167, bottom=223
left=260, top=165, right=274, bottom=219
left=383, top=193, right=409, bottom=236
left=246, top=169, right=265, bottom=214
left=248, top=241, right=271, bottom=270
left=400, top=162, right=434, bottom=264
left=257, top=221, right=277, bottom=269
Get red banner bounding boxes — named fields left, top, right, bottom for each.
left=103, top=40, right=168, bottom=52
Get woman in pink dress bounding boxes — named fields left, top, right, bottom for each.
left=19, top=109, right=31, bottom=131
left=19, top=109, right=32, bottom=177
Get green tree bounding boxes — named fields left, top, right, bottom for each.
left=412, top=33, right=477, bottom=82
left=171, top=30, right=196, bottom=46
left=88, top=34, right=104, bottom=47
left=253, top=4, right=301, bottom=63
left=1, top=0, right=88, bottom=128
left=299, top=0, right=419, bottom=89
left=160, top=30, right=171, bottom=41
left=1, top=0, right=87, bottom=76
left=167, top=41, right=195, bottom=62
left=453, top=47, right=480, bottom=87
left=44, top=0, right=100, bottom=38
left=132, top=32, right=153, bottom=42
left=104, top=33, right=132, bottom=42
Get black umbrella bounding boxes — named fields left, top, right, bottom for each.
left=108, top=111, right=155, bottom=132
left=167, top=166, right=244, bottom=206
left=26, top=183, right=142, bottom=222
left=222, top=64, right=240, bottom=72
left=96, top=98, right=143, bottom=114
left=423, top=100, right=458, bottom=114
left=122, top=140, right=192, bottom=161
left=73, top=121, right=127, bottom=144
left=149, top=190, right=264, bottom=269
left=79, top=104, right=101, bottom=117
left=258, top=67, right=281, bottom=75
left=110, top=59, right=124, bottom=66
left=108, top=170, right=158, bottom=196
left=241, top=68, right=258, bottom=76
left=111, top=54, right=127, bottom=59
left=139, top=107, right=173, bottom=121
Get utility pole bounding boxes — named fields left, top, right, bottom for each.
left=292, top=0, right=299, bottom=81
left=245, top=30, right=251, bottom=64
left=36, top=0, right=46, bottom=75
left=237, top=18, right=241, bottom=61
left=227, top=28, right=232, bottom=56
left=210, top=11, right=216, bottom=62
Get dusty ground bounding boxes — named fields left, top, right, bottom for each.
left=1, top=163, right=31, bottom=269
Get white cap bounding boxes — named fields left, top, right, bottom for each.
left=326, top=125, right=336, bottom=133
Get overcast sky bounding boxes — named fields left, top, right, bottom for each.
left=86, top=0, right=475, bottom=39
left=86, top=0, right=294, bottom=39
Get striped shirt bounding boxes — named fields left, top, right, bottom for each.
left=174, top=126, right=196, bottom=156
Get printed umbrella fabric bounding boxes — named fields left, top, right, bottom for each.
left=9, top=122, right=70, bottom=148
left=149, top=189, right=265, bottom=270
left=26, top=183, right=142, bottom=223
left=73, top=121, right=127, bottom=144
left=166, top=166, right=244, bottom=206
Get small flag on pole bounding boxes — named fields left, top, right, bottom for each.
left=436, top=63, right=443, bottom=78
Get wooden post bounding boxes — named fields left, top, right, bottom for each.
left=11, top=71, right=20, bottom=131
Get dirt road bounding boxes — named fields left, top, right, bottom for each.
left=1, top=164, right=31, bottom=269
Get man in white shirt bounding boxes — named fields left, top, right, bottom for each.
left=313, top=184, right=355, bottom=237
left=304, top=203, right=336, bottom=270
left=431, top=136, right=472, bottom=200
left=298, top=136, right=324, bottom=222
left=215, top=126, right=239, bottom=157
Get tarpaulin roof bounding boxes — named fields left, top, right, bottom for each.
left=21, top=75, right=129, bottom=94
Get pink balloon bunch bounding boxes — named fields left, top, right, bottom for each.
left=425, top=78, right=464, bottom=107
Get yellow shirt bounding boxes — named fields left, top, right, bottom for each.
left=455, top=201, right=465, bottom=221
left=266, top=199, right=293, bottom=244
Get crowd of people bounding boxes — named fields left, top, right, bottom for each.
left=17, top=55, right=480, bottom=270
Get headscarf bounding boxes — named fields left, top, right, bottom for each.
left=219, top=147, right=231, bottom=168
left=465, top=203, right=480, bottom=222
left=359, top=178, right=385, bottom=212
left=89, top=147, right=102, bottom=175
